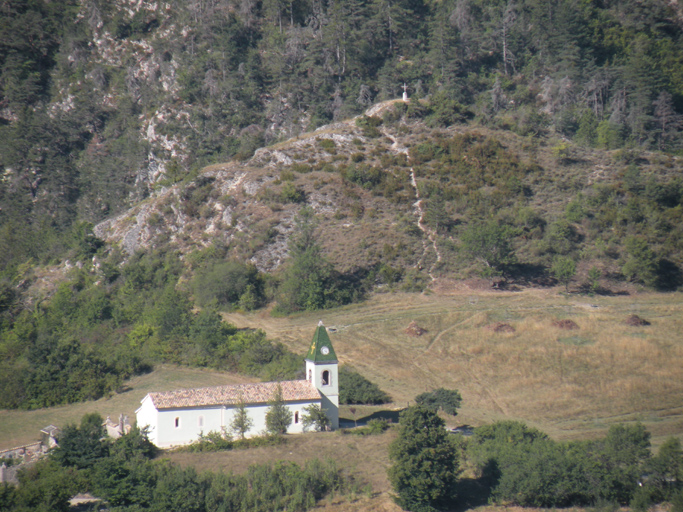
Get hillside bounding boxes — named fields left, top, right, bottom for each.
left=2, top=0, right=683, bottom=279
left=92, top=100, right=426, bottom=273
left=2, top=2, right=683, bottom=510
left=91, top=98, right=683, bottom=287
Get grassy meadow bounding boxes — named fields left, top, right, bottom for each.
left=222, top=287, right=683, bottom=446
left=1, top=286, right=681, bottom=511
left=0, top=366, right=258, bottom=449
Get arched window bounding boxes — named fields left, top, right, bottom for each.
left=174, top=417, right=180, bottom=428
left=322, top=370, right=330, bottom=386
left=198, top=416, right=204, bottom=428
left=308, top=369, right=312, bottom=381
left=294, top=411, right=299, bottom=424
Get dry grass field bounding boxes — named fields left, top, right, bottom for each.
left=1, top=286, right=681, bottom=511
left=0, top=366, right=259, bottom=449
left=222, top=286, right=683, bottom=446
left=166, top=428, right=400, bottom=511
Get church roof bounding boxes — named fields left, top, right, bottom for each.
left=305, top=321, right=338, bottom=363
left=146, top=380, right=321, bottom=410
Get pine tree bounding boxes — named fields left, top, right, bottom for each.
left=653, top=90, right=682, bottom=151
left=277, top=206, right=336, bottom=313
left=428, top=0, right=461, bottom=88
left=265, top=383, right=293, bottom=435
left=388, top=406, right=460, bottom=511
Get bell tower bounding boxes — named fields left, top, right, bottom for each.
left=305, top=321, right=339, bottom=429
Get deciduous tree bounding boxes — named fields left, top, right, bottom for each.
left=301, top=404, right=330, bottom=432
left=551, top=256, right=576, bottom=292
left=231, top=395, right=254, bottom=439
left=461, top=220, right=517, bottom=275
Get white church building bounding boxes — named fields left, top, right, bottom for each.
left=136, top=322, right=339, bottom=448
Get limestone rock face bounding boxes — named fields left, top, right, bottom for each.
left=93, top=105, right=425, bottom=274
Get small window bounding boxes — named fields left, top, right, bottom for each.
left=322, top=370, right=330, bottom=386
left=294, top=411, right=299, bottom=424
left=174, top=417, right=180, bottom=428
left=198, top=416, right=204, bottom=428
left=308, top=369, right=312, bottom=381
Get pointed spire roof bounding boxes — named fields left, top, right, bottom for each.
left=305, top=321, right=338, bottom=363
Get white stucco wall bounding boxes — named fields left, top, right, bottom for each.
left=137, top=398, right=322, bottom=448
left=306, top=360, right=339, bottom=429
left=156, top=406, right=223, bottom=447
left=135, top=396, right=159, bottom=446
left=320, top=394, right=339, bottom=429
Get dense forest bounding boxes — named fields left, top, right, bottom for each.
left=1, top=0, right=683, bottom=273
left=1, top=0, right=683, bottom=409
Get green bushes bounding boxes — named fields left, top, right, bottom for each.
left=180, top=431, right=285, bottom=452
left=279, top=182, right=306, bottom=203
left=354, top=115, right=383, bottom=138
left=426, top=91, right=474, bottom=127
left=338, top=366, right=391, bottom=405
left=467, top=421, right=666, bottom=507
left=343, top=418, right=390, bottom=436
left=0, top=245, right=301, bottom=409
left=317, top=138, right=336, bottom=152
left=414, top=388, right=462, bottom=416
left=192, top=260, right=265, bottom=310
left=41, top=415, right=355, bottom=512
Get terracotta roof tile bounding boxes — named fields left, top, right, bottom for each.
left=148, top=380, right=321, bottom=410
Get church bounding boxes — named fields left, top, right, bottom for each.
left=136, top=322, right=339, bottom=448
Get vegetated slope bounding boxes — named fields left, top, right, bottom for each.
left=93, top=104, right=425, bottom=275
left=94, top=100, right=683, bottom=290
left=2, top=98, right=681, bottom=417
left=2, top=0, right=683, bottom=281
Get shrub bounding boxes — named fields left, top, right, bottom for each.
left=339, top=366, right=390, bottom=404
left=427, top=91, right=473, bottom=127
left=414, top=388, right=462, bottom=415
left=401, top=268, right=429, bottom=292
left=355, top=115, right=383, bottom=137
left=343, top=418, right=390, bottom=436
left=192, top=260, right=264, bottom=309
left=622, top=236, right=658, bottom=287
left=184, top=430, right=234, bottom=452
left=280, top=182, right=306, bottom=203
left=317, top=138, right=336, bottom=151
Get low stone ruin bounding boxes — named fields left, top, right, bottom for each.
left=553, top=319, right=579, bottom=330
left=405, top=321, right=427, bottom=337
